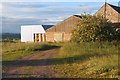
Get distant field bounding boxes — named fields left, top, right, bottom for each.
left=53, top=42, right=119, bottom=78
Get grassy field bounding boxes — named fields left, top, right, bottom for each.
left=53, top=42, right=119, bottom=78
left=2, top=41, right=63, bottom=78
left=2, top=41, right=119, bottom=78
left=2, top=42, right=58, bottom=61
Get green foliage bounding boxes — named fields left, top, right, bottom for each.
left=57, top=42, right=119, bottom=60
left=71, top=15, right=116, bottom=43
left=53, top=42, right=119, bottom=78
left=114, top=29, right=120, bottom=40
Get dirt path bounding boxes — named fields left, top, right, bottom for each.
left=3, top=48, right=61, bottom=78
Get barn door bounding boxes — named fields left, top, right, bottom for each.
left=54, top=33, right=63, bottom=42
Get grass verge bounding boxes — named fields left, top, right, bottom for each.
left=53, top=42, right=119, bottom=78
left=2, top=42, right=59, bottom=61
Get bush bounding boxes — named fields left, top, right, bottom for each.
left=71, top=15, right=116, bottom=43
left=114, top=29, right=120, bottom=40
left=32, top=44, right=53, bottom=51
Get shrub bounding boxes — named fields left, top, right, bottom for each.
left=32, top=44, right=53, bottom=51
left=71, top=15, right=116, bottom=43
left=114, top=29, right=120, bottom=40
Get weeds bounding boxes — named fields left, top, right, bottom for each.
left=2, top=42, right=58, bottom=61
left=53, top=42, right=119, bottom=78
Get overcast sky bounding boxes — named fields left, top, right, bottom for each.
left=1, top=1, right=120, bottom=33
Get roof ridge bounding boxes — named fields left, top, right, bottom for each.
left=73, top=15, right=82, bottom=18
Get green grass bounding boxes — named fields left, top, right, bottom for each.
left=2, top=41, right=119, bottom=78
left=2, top=42, right=61, bottom=77
left=53, top=42, right=119, bottom=78
left=2, top=42, right=58, bottom=61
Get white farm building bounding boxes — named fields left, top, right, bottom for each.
left=21, top=25, right=53, bottom=42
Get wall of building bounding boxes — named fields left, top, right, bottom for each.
left=21, top=25, right=45, bottom=42
left=95, top=4, right=120, bottom=23
left=46, top=32, right=54, bottom=42
left=46, top=32, right=71, bottom=42
left=46, top=15, right=81, bottom=33
left=45, top=15, right=81, bottom=42
left=45, top=4, right=120, bottom=42
left=63, top=33, right=72, bottom=42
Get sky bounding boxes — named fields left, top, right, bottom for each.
left=1, top=0, right=120, bottom=33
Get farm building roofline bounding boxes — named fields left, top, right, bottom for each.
left=107, top=3, right=120, bottom=13
left=42, top=25, right=54, bottom=30
left=73, top=15, right=82, bottom=18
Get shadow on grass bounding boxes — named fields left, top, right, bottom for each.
left=2, top=52, right=109, bottom=67
left=5, top=45, right=60, bottom=53
left=32, top=45, right=61, bottom=51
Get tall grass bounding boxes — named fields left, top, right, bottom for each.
left=2, top=42, right=57, bottom=61
left=58, top=42, right=119, bottom=58
left=53, top=41, right=119, bottom=78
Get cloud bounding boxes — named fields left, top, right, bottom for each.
left=2, top=2, right=101, bottom=18
left=0, top=3, right=3, bottom=16
left=2, top=2, right=49, bottom=8
left=0, top=3, right=2, bottom=10
left=2, top=14, right=68, bottom=33
left=1, top=2, right=109, bottom=33
left=2, top=16, right=40, bottom=33
left=1, top=2, right=51, bottom=16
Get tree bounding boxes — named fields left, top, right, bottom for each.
left=71, top=15, right=115, bottom=43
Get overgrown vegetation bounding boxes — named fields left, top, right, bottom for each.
left=115, top=29, right=120, bottom=40
left=2, top=42, right=57, bottom=61
left=53, top=15, right=119, bottom=78
left=2, top=15, right=119, bottom=78
left=71, top=15, right=118, bottom=43
left=53, top=42, right=119, bottom=78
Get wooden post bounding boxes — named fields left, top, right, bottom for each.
left=42, top=34, right=45, bottom=42
left=35, top=34, right=37, bottom=42
left=39, top=34, right=41, bottom=42
left=104, top=0, right=107, bottom=18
